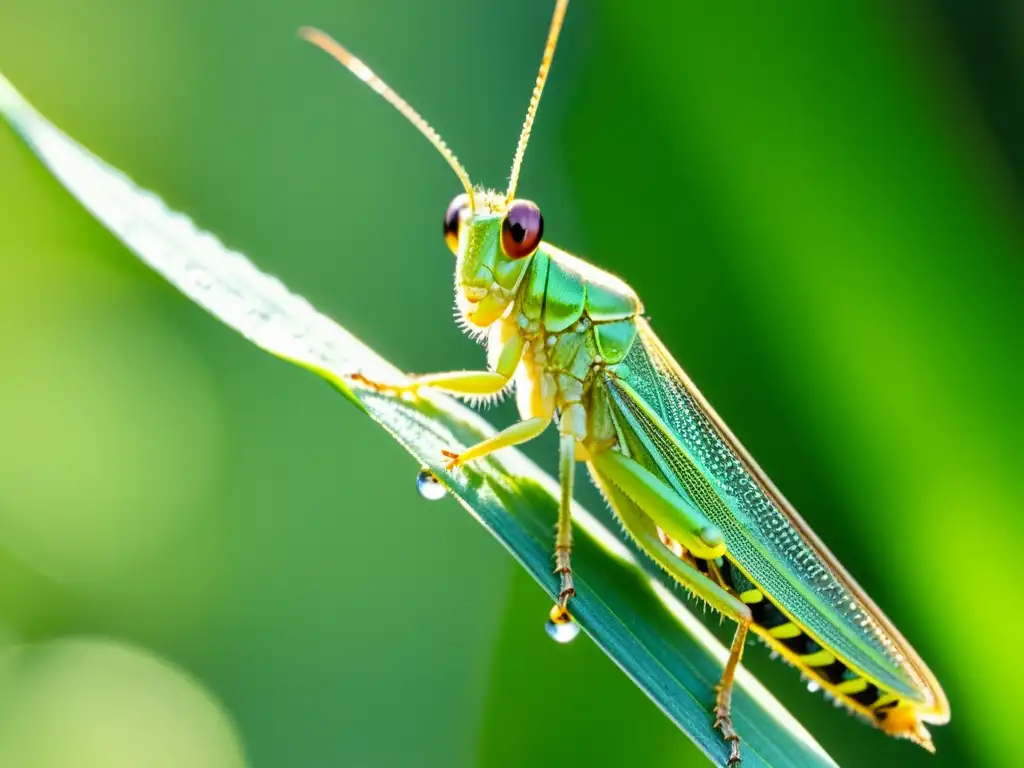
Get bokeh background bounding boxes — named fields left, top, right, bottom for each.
left=0, top=1, right=1020, bottom=766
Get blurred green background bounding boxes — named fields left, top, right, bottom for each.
left=0, top=0, right=1020, bottom=766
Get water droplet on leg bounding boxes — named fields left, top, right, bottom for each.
left=544, top=605, right=580, bottom=644
left=415, top=469, right=447, bottom=501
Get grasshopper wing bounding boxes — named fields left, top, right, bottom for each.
left=592, top=319, right=948, bottom=745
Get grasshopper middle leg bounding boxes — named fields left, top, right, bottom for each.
left=550, top=431, right=577, bottom=624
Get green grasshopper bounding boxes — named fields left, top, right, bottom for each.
left=302, top=1, right=948, bottom=762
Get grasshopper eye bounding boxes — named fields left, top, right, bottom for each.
left=443, top=193, right=470, bottom=254
left=501, top=199, right=544, bottom=259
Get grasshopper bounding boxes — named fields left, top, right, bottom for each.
left=302, top=1, right=948, bottom=762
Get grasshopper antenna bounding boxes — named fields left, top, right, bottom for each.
left=506, top=0, right=569, bottom=202
left=300, top=26, right=476, bottom=210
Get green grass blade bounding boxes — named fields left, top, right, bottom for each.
left=0, top=71, right=835, bottom=768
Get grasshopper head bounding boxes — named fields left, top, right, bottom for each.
left=444, top=191, right=543, bottom=328
left=301, top=1, right=566, bottom=329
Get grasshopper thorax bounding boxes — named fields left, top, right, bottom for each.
left=445, top=191, right=543, bottom=328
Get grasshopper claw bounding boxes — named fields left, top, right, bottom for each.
left=714, top=687, right=742, bottom=765
left=441, top=449, right=462, bottom=471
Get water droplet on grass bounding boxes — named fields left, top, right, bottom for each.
left=415, top=469, right=447, bottom=500
left=544, top=606, right=581, bottom=644
left=545, top=618, right=581, bottom=644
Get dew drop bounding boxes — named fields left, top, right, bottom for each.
left=544, top=605, right=581, bottom=644
left=415, top=469, right=447, bottom=501
left=544, top=618, right=581, bottom=644
left=806, top=681, right=821, bottom=694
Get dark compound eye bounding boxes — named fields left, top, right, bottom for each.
left=501, top=199, right=544, bottom=259
left=443, top=193, right=470, bottom=253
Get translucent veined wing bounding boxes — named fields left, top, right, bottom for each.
left=602, top=318, right=948, bottom=724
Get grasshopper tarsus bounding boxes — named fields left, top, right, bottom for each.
left=714, top=686, right=743, bottom=766
left=554, top=547, right=575, bottom=607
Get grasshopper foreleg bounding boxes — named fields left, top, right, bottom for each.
left=349, top=369, right=509, bottom=399
left=350, top=332, right=525, bottom=399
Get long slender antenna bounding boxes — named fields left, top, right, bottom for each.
left=300, top=26, right=476, bottom=209
left=506, top=0, right=570, bottom=202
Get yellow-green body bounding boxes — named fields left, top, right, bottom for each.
left=449, top=194, right=947, bottom=754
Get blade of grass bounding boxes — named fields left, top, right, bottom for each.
left=0, top=72, right=835, bottom=768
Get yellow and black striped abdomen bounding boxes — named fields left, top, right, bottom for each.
left=712, top=558, right=905, bottom=724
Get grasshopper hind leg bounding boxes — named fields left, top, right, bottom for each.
left=587, top=457, right=751, bottom=765
left=715, top=622, right=749, bottom=766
